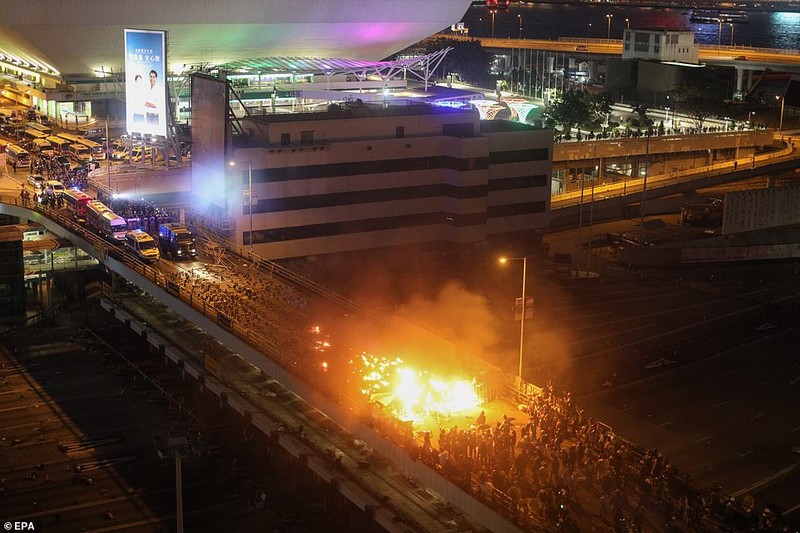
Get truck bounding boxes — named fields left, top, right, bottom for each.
left=158, top=223, right=197, bottom=260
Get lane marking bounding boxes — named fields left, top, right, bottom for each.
left=676, top=389, right=688, bottom=395
left=731, top=462, right=800, bottom=498
left=695, top=435, right=712, bottom=443
left=750, top=413, right=764, bottom=421
left=658, top=420, right=672, bottom=427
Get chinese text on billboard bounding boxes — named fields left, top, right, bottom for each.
left=124, top=29, right=167, bottom=137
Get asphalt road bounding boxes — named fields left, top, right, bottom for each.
left=495, top=227, right=800, bottom=527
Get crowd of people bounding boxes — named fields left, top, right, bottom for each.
left=390, top=382, right=788, bottom=532
left=166, top=259, right=308, bottom=358
left=150, top=236, right=789, bottom=532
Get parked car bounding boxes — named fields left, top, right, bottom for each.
left=27, top=174, right=46, bottom=191
left=44, top=179, right=65, bottom=198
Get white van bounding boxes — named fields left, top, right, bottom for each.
left=124, top=229, right=160, bottom=263
left=32, top=138, right=55, bottom=158
left=67, top=142, right=92, bottom=163
left=5, top=143, right=31, bottom=168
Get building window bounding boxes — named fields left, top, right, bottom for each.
left=300, top=130, right=314, bottom=145
left=396, top=126, right=405, bottom=139
left=281, top=133, right=291, bottom=146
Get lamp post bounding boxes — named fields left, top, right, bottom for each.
left=606, top=14, right=613, bottom=40
left=717, top=20, right=723, bottom=51
left=729, top=23, right=735, bottom=46
left=750, top=112, right=757, bottom=168
left=228, top=160, right=254, bottom=252
left=625, top=18, right=630, bottom=29
left=777, top=95, right=785, bottom=131
left=491, top=8, right=497, bottom=38
left=518, top=14, right=523, bottom=39
left=499, top=255, right=528, bottom=381
left=105, top=115, right=111, bottom=191
left=587, top=22, right=592, bottom=39
left=639, top=132, right=651, bottom=244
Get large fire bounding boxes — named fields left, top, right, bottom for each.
left=353, top=352, right=481, bottom=422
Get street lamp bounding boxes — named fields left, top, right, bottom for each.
left=518, top=14, right=523, bottom=39
left=717, top=20, right=723, bottom=51
left=105, top=115, right=111, bottom=190
left=750, top=112, right=757, bottom=168
left=499, top=255, right=528, bottom=381
left=729, top=23, right=735, bottom=46
left=777, top=95, right=786, bottom=131
left=228, top=160, right=254, bottom=252
left=587, top=22, right=592, bottom=39
left=490, top=8, right=497, bottom=38
left=606, top=14, right=613, bottom=40
left=625, top=18, right=630, bottom=29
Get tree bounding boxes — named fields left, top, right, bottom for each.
left=588, top=92, right=614, bottom=127
left=543, top=90, right=616, bottom=135
left=670, top=82, right=724, bottom=131
left=542, top=90, right=591, bottom=135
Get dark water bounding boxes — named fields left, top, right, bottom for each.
left=459, top=3, right=800, bottom=50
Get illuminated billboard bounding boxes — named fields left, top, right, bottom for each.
left=124, top=29, right=167, bottom=138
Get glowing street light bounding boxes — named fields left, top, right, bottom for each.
left=625, top=18, right=630, bottom=29
left=499, top=255, right=529, bottom=381
left=606, top=14, right=613, bottom=40
left=229, top=160, right=254, bottom=252
left=729, top=23, right=735, bottom=46
left=518, top=14, right=523, bottom=39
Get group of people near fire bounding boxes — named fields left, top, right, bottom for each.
left=407, top=382, right=773, bottom=532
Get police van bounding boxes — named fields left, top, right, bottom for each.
left=124, top=229, right=160, bottom=263
left=5, top=143, right=31, bottom=168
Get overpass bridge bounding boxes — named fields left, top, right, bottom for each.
left=440, top=33, right=800, bottom=71
left=549, top=135, right=800, bottom=226
left=440, top=33, right=800, bottom=99
left=0, top=194, right=532, bottom=533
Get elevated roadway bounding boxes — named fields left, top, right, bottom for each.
left=440, top=33, right=800, bottom=71
left=0, top=191, right=526, bottom=533
left=550, top=134, right=800, bottom=226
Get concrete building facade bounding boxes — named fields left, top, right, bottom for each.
left=622, top=29, right=699, bottom=64
left=191, top=79, right=553, bottom=260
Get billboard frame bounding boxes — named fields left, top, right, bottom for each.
left=124, top=28, right=168, bottom=138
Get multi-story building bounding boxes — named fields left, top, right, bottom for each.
left=622, top=29, right=700, bottom=64
left=192, top=76, right=553, bottom=260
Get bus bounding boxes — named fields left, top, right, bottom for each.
left=77, top=137, right=105, bottom=160
left=27, top=122, right=52, bottom=136
left=23, top=128, right=49, bottom=142
left=85, top=200, right=127, bottom=242
left=5, top=143, right=31, bottom=168
left=67, top=142, right=92, bottom=163
left=62, top=189, right=93, bottom=221
left=58, top=132, right=93, bottom=162
left=47, top=135, right=71, bottom=155
left=56, top=132, right=85, bottom=145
